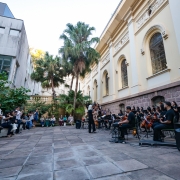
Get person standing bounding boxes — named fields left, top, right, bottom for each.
left=88, top=105, right=96, bottom=133
left=15, top=107, right=22, bottom=133
left=34, top=109, right=39, bottom=126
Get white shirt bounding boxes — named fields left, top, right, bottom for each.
left=50, top=117, right=56, bottom=121
left=16, top=110, right=21, bottom=120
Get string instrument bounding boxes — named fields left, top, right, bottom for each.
left=93, top=110, right=99, bottom=127
left=140, top=114, right=153, bottom=129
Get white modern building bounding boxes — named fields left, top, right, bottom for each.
left=0, top=2, right=41, bottom=95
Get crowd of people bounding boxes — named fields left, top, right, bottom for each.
left=0, top=105, right=40, bottom=137
left=87, top=101, right=179, bottom=142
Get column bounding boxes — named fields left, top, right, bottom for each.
left=90, top=71, right=93, bottom=101
left=169, top=0, right=180, bottom=55
left=97, top=63, right=101, bottom=103
left=108, top=41, right=116, bottom=100
left=128, top=17, right=140, bottom=94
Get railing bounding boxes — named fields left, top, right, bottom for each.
left=28, top=96, right=52, bottom=104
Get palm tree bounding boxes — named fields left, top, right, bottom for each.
left=59, top=22, right=100, bottom=114
left=31, top=52, right=65, bottom=99
left=61, top=58, right=75, bottom=90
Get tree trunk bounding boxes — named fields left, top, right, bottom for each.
left=51, top=78, right=56, bottom=100
left=73, top=73, right=79, bottom=118
left=70, top=74, right=74, bottom=90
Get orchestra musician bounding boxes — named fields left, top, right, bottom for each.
left=171, top=101, right=179, bottom=122
left=118, top=106, right=135, bottom=140
left=153, top=101, right=174, bottom=141
left=93, top=105, right=99, bottom=128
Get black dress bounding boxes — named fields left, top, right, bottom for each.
left=88, top=110, right=96, bottom=133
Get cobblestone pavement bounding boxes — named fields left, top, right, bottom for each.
left=0, top=126, right=180, bottom=180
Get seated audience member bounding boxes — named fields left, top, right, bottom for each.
left=153, top=101, right=174, bottom=141
left=50, top=115, right=56, bottom=126
left=63, top=115, right=67, bottom=126
left=68, top=114, right=74, bottom=126
left=26, top=112, right=33, bottom=129
left=1, top=112, right=13, bottom=137
left=40, top=116, right=45, bottom=127
left=171, top=101, right=179, bottom=122
left=118, top=106, right=135, bottom=140
left=59, top=115, right=64, bottom=126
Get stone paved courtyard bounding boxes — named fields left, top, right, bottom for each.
left=0, top=126, right=180, bottom=180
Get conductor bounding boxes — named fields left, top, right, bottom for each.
left=88, top=105, right=96, bottom=133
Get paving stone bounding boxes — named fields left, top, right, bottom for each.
left=0, top=166, right=22, bottom=178
left=128, top=168, right=174, bottom=180
left=78, top=150, right=99, bottom=157
left=54, top=147, right=72, bottom=154
left=1, top=177, right=17, bottom=180
left=155, top=163, right=180, bottom=180
left=97, top=175, right=131, bottom=180
left=17, top=172, right=53, bottom=180
left=81, top=156, right=107, bottom=166
left=54, top=159, right=82, bottom=170
left=54, top=152, right=74, bottom=161
left=115, top=159, right=148, bottom=172
left=105, top=153, right=132, bottom=162
left=87, top=162, right=122, bottom=178
left=20, top=163, right=52, bottom=175
left=0, top=157, right=27, bottom=169
left=25, top=155, right=53, bottom=165
left=54, top=167, right=90, bottom=180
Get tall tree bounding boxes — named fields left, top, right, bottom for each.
left=31, top=52, right=65, bottom=99
left=30, top=48, right=45, bottom=66
left=59, top=22, right=100, bottom=114
left=61, top=58, right=75, bottom=90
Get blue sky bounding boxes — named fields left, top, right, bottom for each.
left=3, top=0, right=120, bottom=55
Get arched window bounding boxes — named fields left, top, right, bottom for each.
left=151, top=96, right=165, bottom=106
left=121, top=59, right=128, bottom=88
left=119, top=103, right=125, bottom=114
left=105, top=73, right=109, bottom=95
left=150, top=33, right=167, bottom=74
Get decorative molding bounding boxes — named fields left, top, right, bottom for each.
left=92, top=65, right=98, bottom=77
left=146, top=68, right=171, bottom=80
left=141, top=24, right=168, bottom=55
left=136, top=0, right=166, bottom=30
left=101, top=53, right=110, bottom=69
left=118, top=86, right=129, bottom=92
left=114, top=32, right=129, bottom=54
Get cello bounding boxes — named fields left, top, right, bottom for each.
left=140, top=114, right=153, bottom=129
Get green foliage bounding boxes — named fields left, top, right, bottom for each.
left=0, top=73, right=30, bottom=111
left=57, top=90, right=91, bottom=119
left=59, top=22, right=100, bottom=114
left=26, top=96, right=50, bottom=116
left=31, top=52, right=65, bottom=98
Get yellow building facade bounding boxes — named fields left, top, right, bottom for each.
left=81, top=0, right=180, bottom=113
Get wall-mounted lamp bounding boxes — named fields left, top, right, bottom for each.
left=125, top=60, right=129, bottom=66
